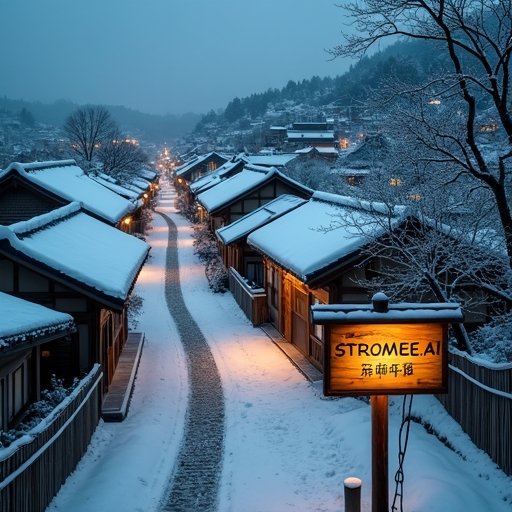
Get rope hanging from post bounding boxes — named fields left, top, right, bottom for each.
left=391, top=395, right=413, bottom=512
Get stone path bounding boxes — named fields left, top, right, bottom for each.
left=157, top=202, right=225, bottom=512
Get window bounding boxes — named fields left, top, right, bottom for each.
left=9, top=363, right=27, bottom=421
left=312, top=298, right=324, bottom=341
left=268, top=266, right=280, bottom=308
left=0, top=259, right=14, bottom=292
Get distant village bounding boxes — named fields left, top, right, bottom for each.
left=0, top=93, right=510, bottom=511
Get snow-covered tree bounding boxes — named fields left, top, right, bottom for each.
left=331, top=0, right=512, bottom=270
left=63, top=105, right=116, bottom=168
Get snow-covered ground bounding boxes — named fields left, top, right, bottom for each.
left=48, top=181, right=512, bottom=512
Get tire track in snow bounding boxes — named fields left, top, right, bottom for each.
left=157, top=206, right=225, bottom=512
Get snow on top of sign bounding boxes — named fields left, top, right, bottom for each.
left=248, top=192, right=406, bottom=282
left=0, top=292, right=74, bottom=349
left=2, top=203, right=149, bottom=301
left=7, top=160, right=134, bottom=224
left=311, top=301, right=464, bottom=324
left=217, top=194, right=307, bottom=245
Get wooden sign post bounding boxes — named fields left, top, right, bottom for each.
left=311, top=293, right=463, bottom=512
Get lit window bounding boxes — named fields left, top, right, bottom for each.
left=389, top=177, right=402, bottom=186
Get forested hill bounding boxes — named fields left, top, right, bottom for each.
left=195, top=38, right=448, bottom=130
left=0, top=96, right=200, bottom=142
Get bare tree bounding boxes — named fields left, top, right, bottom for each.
left=97, top=128, right=148, bottom=181
left=330, top=0, right=512, bottom=269
left=63, top=106, right=116, bottom=167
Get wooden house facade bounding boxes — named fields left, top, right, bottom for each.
left=174, top=151, right=229, bottom=190
left=0, top=203, right=149, bottom=392
left=216, top=194, right=307, bottom=286
left=247, top=192, right=405, bottom=369
left=0, top=292, right=75, bottom=430
left=0, top=160, right=137, bottom=232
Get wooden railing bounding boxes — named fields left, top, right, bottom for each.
left=437, top=350, right=512, bottom=475
left=0, top=365, right=103, bottom=512
left=228, top=267, right=268, bottom=326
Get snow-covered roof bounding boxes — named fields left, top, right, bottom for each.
left=189, top=159, right=243, bottom=195
left=196, top=165, right=312, bottom=215
left=248, top=191, right=407, bottom=284
left=90, top=174, right=141, bottom=202
left=0, top=292, right=75, bottom=350
left=176, top=151, right=229, bottom=177
left=136, top=168, right=158, bottom=181
left=0, top=203, right=149, bottom=307
left=130, top=177, right=150, bottom=191
left=241, top=154, right=297, bottom=167
left=294, top=146, right=339, bottom=155
left=217, top=194, right=307, bottom=245
left=5, top=160, right=135, bottom=225
left=287, top=131, right=335, bottom=140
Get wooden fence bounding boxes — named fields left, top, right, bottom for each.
left=0, top=364, right=103, bottom=512
left=437, top=350, right=512, bottom=475
left=228, top=267, right=268, bottom=326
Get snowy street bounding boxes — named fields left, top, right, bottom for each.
left=48, top=182, right=512, bottom=512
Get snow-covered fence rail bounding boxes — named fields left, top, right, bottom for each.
left=0, top=365, right=103, bottom=512
left=228, top=267, right=268, bottom=326
left=437, top=351, right=512, bottom=475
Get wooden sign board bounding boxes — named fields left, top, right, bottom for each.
left=324, top=323, right=447, bottom=396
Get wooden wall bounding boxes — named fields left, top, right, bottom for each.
left=437, top=351, right=512, bottom=475
left=0, top=365, right=103, bottom=512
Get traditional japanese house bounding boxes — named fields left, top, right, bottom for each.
left=184, top=158, right=245, bottom=212
left=216, top=194, right=307, bottom=286
left=247, top=191, right=406, bottom=369
left=196, top=164, right=313, bottom=231
left=0, top=292, right=75, bottom=430
left=240, top=153, right=298, bottom=169
left=174, top=151, right=229, bottom=190
left=294, top=146, right=339, bottom=162
left=0, top=202, right=149, bottom=392
left=0, top=160, right=137, bottom=232
left=286, top=121, right=336, bottom=151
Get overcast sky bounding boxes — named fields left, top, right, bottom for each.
left=0, top=1, right=353, bottom=116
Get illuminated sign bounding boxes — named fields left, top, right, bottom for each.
left=311, top=294, right=463, bottom=397
left=325, top=323, right=447, bottom=396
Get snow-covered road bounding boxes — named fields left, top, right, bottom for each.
left=48, top=182, right=512, bottom=512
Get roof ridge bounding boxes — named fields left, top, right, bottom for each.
left=8, top=159, right=77, bottom=174
left=9, top=202, right=83, bottom=238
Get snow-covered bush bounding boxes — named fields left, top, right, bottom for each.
left=191, top=223, right=228, bottom=293
left=127, top=293, right=144, bottom=330
left=0, top=376, right=78, bottom=448
left=192, top=223, right=219, bottom=262
left=205, top=257, right=229, bottom=293
left=175, top=193, right=197, bottom=222
left=469, top=313, right=512, bottom=363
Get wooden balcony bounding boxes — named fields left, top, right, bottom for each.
left=228, top=267, right=268, bottom=326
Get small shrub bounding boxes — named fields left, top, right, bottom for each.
left=470, top=313, right=512, bottom=363
left=127, top=293, right=144, bottom=330
left=0, top=376, right=78, bottom=448
left=190, top=222, right=228, bottom=293
left=205, top=257, right=229, bottom=293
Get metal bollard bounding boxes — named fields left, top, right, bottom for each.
left=344, top=477, right=362, bottom=512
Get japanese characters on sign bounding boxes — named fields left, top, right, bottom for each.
left=325, top=323, right=447, bottom=396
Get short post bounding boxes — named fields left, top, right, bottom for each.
left=344, top=477, right=362, bottom=512
left=372, top=395, right=389, bottom=512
